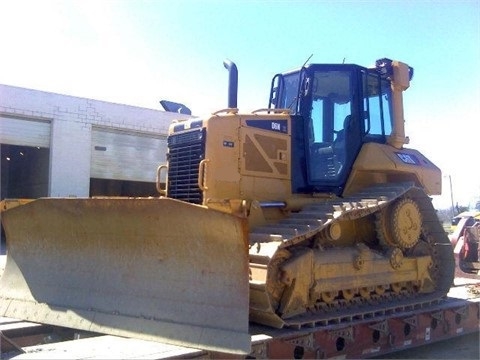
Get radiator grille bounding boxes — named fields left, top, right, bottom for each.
left=167, top=128, right=205, bottom=204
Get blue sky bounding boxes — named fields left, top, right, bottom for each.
left=0, top=0, right=479, bottom=209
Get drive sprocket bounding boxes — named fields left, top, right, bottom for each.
left=377, top=197, right=422, bottom=249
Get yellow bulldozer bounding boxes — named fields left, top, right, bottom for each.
left=0, top=58, right=455, bottom=355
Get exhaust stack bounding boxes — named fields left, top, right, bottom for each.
left=223, top=59, right=238, bottom=108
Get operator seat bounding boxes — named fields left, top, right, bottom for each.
left=335, top=115, right=352, bottom=144
left=332, top=115, right=352, bottom=175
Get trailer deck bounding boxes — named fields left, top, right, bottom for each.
left=1, top=275, right=478, bottom=359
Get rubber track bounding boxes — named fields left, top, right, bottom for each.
left=248, top=182, right=455, bottom=329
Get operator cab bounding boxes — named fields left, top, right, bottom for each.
left=269, top=59, right=405, bottom=195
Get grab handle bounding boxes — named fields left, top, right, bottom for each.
left=156, top=164, right=168, bottom=196
left=198, top=159, right=210, bottom=192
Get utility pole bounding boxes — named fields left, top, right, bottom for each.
left=448, top=175, right=455, bottom=217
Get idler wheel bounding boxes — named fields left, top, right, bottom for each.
left=388, top=247, right=404, bottom=269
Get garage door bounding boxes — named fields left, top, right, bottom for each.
left=91, top=128, right=167, bottom=183
left=0, top=115, right=51, bottom=147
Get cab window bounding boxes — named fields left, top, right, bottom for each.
left=363, top=72, right=392, bottom=140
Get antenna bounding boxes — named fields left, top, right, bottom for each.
left=286, top=54, right=314, bottom=111
left=302, top=54, right=314, bottom=68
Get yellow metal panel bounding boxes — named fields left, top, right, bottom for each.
left=202, top=114, right=242, bottom=202
left=200, top=113, right=292, bottom=203
left=344, top=143, right=442, bottom=196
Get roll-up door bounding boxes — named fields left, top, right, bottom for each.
left=0, top=115, right=51, bottom=147
left=91, top=128, right=167, bottom=182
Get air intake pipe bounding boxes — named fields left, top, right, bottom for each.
left=223, top=59, right=238, bottom=109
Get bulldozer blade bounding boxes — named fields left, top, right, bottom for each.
left=0, top=197, right=251, bottom=354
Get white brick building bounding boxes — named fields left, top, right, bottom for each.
left=0, top=84, right=189, bottom=200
